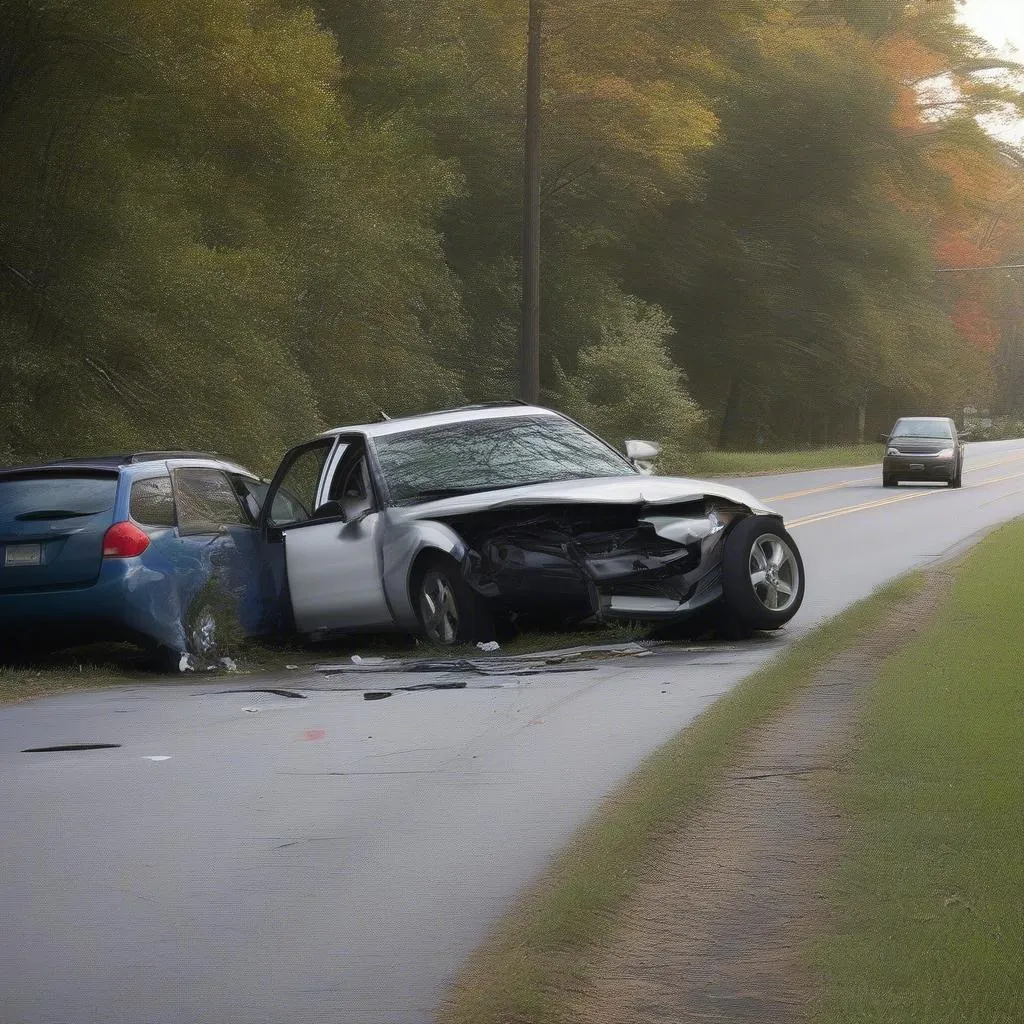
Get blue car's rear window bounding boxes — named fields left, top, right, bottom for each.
left=0, top=473, right=118, bottom=526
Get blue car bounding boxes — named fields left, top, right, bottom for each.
left=0, top=452, right=274, bottom=667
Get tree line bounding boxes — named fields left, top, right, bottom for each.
left=1, top=0, right=1022, bottom=473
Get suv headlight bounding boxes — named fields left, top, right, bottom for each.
left=887, top=447, right=900, bottom=456
left=936, top=448, right=954, bottom=458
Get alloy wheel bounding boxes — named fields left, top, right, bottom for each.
left=419, top=569, right=460, bottom=645
left=748, top=534, right=801, bottom=612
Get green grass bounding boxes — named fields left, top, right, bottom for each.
left=0, top=653, right=138, bottom=705
left=683, top=443, right=881, bottom=477
left=438, top=573, right=926, bottom=1024
left=815, top=522, right=1024, bottom=1024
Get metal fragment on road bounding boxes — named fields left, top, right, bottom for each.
left=217, top=689, right=307, bottom=699
left=314, top=640, right=658, bottom=677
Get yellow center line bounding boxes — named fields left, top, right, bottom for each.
left=766, top=449, right=1024, bottom=505
left=763, top=477, right=875, bottom=502
left=787, top=467, right=1024, bottom=530
left=788, top=489, right=937, bottom=529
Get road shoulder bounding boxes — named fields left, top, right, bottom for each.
left=437, top=559, right=943, bottom=1024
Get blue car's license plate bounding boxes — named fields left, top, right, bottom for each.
left=3, top=544, right=42, bottom=567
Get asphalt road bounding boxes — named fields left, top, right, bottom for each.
left=3, top=440, right=1024, bottom=1024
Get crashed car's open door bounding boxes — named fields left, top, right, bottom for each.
left=260, top=437, right=393, bottom=635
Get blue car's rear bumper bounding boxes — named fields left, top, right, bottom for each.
left=0, top=560, right=187, bottom=652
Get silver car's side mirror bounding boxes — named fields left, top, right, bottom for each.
left=625, top=439, right=661, bottom=475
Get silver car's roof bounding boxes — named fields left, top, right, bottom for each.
left=318, top=403, right=560, bottom=439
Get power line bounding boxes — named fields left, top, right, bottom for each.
left=935, top=262, right=1024, bottom=272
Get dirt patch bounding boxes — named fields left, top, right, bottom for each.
left=570, top=564, right=955, bottom=1024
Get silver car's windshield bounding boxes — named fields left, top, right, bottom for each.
left=891, top=419, right=953, bottom=439
left=374, top=414, right=636, bottom=505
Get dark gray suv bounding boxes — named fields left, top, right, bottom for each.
left=879, top=417, right=966, bottom=488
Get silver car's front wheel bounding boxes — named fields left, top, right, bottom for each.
left=413, top=555, right=491, bottom=646
left=721, top=516, right=806, bottom=630
left=418, top=568, right=462, bottom=645
left=748, top=533, right=800, bottom=613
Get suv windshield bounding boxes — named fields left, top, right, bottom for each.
left=891, top=419, right=953, bottom=439
left=374, top=414, right=635, bottom=505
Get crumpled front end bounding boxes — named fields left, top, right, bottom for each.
left=448, top=499, right=750, bottom=623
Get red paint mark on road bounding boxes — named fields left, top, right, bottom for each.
left=302, top=728, right=326, bottom=741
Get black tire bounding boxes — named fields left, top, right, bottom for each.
left=949, top=460, right=963, bottom=488
left=148, top=599, right=224, bottom=673
left=411, top=554, right=492, bottom=646
left=721, top=516, right=805, bottom=631
left=882, top=473, right=898, bottom=487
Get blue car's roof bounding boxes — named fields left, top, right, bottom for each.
left=0, top=452, right=257, bottom=478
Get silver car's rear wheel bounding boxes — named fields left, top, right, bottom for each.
left=748, top=533, right=800, bottom=613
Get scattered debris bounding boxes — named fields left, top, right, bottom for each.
left=396, top=680, right=467, bottom=692
left=364, top=691, right=393, bottom=701
left=315, top=641, right=657, bottom=678
left=217, top=688, right=307, bottom=699
left=476, top=640, right=501, bottom=653
left=285, top=664, right=299, bottom=670
left=178, top=652, right=238, bottom=673
left=22, top=743, right=121, bottom=753
left=142, top=756, right=171, bottom=762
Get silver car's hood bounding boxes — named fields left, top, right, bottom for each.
left=396, top=475, right=776, bottom=519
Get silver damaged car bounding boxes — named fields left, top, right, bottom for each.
left=258, top=404, right=805, bottom=644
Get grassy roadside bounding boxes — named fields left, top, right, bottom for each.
left=815, top=522, right=1024, bottom=1023
left=683, top=443, right=880, bottom=477
left=0, top=662, right=135, bottom=705
left=437, top=573, right=926, bottom=1024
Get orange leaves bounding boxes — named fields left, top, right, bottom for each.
left=951, top=297, right=999, bottom=353
left=936, top=228, right=996, bottom=269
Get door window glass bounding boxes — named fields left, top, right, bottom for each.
left=173, top=469, right=248, bottom=534
left=268, top=442, right=334, bottom=527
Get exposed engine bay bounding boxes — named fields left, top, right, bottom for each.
left=445, top=499, right=750, bottom=622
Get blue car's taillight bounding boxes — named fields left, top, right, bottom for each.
left=102, top=522, right=151, bottom=558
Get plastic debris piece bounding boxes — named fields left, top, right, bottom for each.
left=219, top=657, right=238, bottom=672
left=476, top=641, right=501, bottom=652
left=397, top=681, right=468, bottom=692
left=143, top=756, right=171, bottom=762
left=218, top=689, right=307, bottom=699
left=363, top=691, right=393, bottom=701
left=285, top=664, right=299, bottom=670
left=178, top=653, right=195, bottom=673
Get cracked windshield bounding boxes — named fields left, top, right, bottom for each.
left=1, top=1, right=1021, bottom=1023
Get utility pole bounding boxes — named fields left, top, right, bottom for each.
left=519, top=0, right=542, bottom=404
